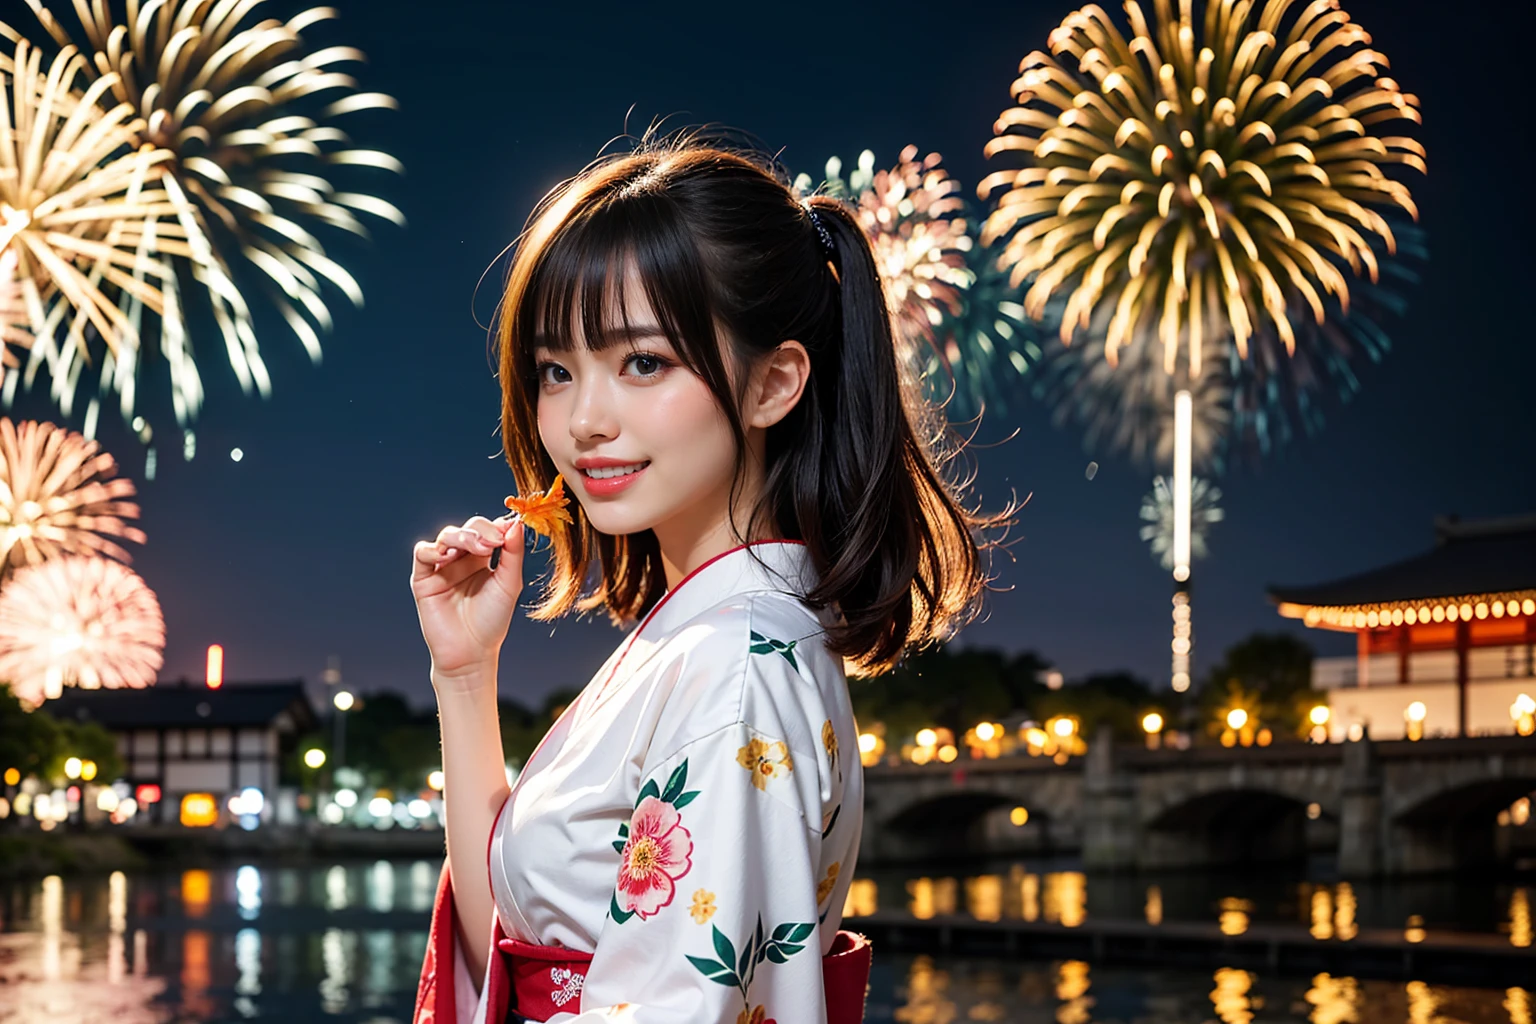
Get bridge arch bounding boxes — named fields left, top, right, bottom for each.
left=1391, top=775, right=1536, bottom=827
left=1138, top=785, right=1317, bottom=867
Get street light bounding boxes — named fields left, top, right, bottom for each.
left=1405, top=701, right=1427, bottom=741
left=427, top=770, right=445, bottom=792
left=64, top=757, right=81, bottom=780
left=1142, top=712, right=1164, bottom=749
left=333, top=691, right=354, bottom=711
left=303, top=748, right=327, bottom=770
left=1226, top=709, right=1248, bottom=731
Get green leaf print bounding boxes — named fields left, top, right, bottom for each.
left=688, top=914, right=816, bottom=1002
left=661, top=762, right=689, bottom=804
left=609, top=893, right=635, bottom=925
left=747, top=630, right=799, bottom=670
left=684, top=955, right=738, bottom=988
left=712, top=925, right=736, bottom=968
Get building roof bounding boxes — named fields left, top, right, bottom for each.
left=44, top=680, right=317, bottom=733
left=1269, top=514, right=1536, bottom=609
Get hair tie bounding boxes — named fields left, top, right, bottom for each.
left=806, top=207, right=835, bottom=256
left=804, top=206, right=840, bottom=282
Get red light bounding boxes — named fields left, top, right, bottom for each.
left=67, top=786, right=80, bottom=801
left=206, top=644, right=224, bottom=689
left=136, top=784, right=162, bottom=804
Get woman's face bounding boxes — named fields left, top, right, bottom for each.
left=533, top=269, right=742, bottom=547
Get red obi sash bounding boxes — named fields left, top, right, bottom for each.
left=414, top=865, right=872, bottom=1024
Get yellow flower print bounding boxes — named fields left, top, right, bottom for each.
left=689, top=888, right=717, bottom=925
left=822, top=720, right=838, bottom=768
left=736, top=737, right=793, bottom=791
left=816, top=862, right=841, bottom=905
left=736, top=1006, right=769, bottom=1024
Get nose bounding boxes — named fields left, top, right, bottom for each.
left=568, top=376, right=618, bottom=442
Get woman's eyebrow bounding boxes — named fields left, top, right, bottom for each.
left=530, top=325, right=669, bottom=351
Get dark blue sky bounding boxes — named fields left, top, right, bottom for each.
left=7, top=0, right=1532, bottom=709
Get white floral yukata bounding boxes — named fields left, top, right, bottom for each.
left=456, top=541, right=863, bottom=1024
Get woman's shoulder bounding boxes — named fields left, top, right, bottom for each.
left=647, top=590, right=844, bottom=761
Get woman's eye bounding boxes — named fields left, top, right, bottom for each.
left=536, top=362, right=570, bottom=386
left=625, top=353, right=666, bottom=377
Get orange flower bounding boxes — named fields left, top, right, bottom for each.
left=504, top=474, right=574, bottom=537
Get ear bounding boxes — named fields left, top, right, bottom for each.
left=746, top=341, right=810, bottom=430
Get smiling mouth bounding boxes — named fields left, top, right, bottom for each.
left=582, top=461, right=650, bottom=480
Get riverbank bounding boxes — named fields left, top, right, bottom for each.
left=0, top=826, right=445, bottom=875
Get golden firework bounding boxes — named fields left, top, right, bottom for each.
left=0, top=417, right=146, bottom=572
left=979, top=0, right=1424, bottom=379
left=0, top=40, right=187, bottom=409
left=7, top=0, right=403, bottom=422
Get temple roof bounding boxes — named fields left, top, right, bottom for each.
left=44, top=680, right=317, bottom=732
left=1269, top=514, right=1536, bottom=609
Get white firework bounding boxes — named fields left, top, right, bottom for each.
left=1139, top=475, right=1224, bottom=572
left=0, top=555, right=164, bottom=707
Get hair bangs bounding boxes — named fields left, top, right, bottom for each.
left=515, top=187, right=724, bottom=389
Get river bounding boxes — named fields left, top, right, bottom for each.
left=0, top=860, right=1529, bottom=1024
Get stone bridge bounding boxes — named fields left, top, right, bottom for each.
left=861, top=734, right=1536, bottom=875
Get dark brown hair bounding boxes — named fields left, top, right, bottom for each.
left=496, top=135, right=1007, bottom=675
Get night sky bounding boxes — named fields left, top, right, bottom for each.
left=5, top=0, right=1532, bottom=710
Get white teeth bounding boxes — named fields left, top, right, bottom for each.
left=585, top=462, right=648, bottom=480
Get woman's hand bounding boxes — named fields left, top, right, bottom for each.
left=411, top=514, right=526, bottom=688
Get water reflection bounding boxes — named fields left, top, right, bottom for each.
left=1044, top=872, right=1087, bottom=927
left=235, top=926, right=261, bottom=1018
left=181, top=869, right=211, bottom=918
left=1211, top=967, right=1256, bottom=1024
left=236, top=865, right=262, bottom=919
left=1511, top=888, right=1532, bottom=948
left=1219, top=897, right=1252, bottom=937
left=1056, top=959, right=1093, bottom=1024
left=2, top=867, right=1534, bottom=1024
left=1307, top=972, right=1362, bottom=1024
left=1509, top=986, right=1533, bottom=1024
left=325, top=864, right=349, bottom=911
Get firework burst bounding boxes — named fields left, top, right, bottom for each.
left=1041, top=316, right=1233, bottom=469
left=0, top=417, right=145, bottom=571
left=1140, top=474, right=1223, bottom=571
left=0, top=40, right=191, bottom=412
left=5, top=0, right=403, bottom=430
left=0, top=555, right=163, bottom=707
left=980, top=0, right=1424, bottom=387
left=1036, top=217, right=1424, bottom=465
left=797, top=147, right=1037, bottom=417
left=805, top=146, right=973, bottom=369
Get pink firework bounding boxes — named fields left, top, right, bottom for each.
left=0, top=419, right=147, bottom=574
left=849, top=146, right=973, bottom=367
left=0, top=556, right=164, bottom=707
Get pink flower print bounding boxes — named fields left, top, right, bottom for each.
left=617, top=796, right=693, bottom=919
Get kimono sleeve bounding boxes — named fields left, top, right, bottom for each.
left=548, top=709, right=830, bottom=1021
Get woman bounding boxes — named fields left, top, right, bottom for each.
left=410, top=137, right=998, bottom=1024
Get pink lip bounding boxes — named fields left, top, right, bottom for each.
left=577, top=461, right=649, bottom=498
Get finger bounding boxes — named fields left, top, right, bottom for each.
left=434, top=527, right=494, bottom=557
left=412, top=540, right=464, bottom=583
left=462, top=515, right=509, bottom=546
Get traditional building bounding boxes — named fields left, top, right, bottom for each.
left=44, top=680, right=316, bottom=824
left=1270, top=514, right=1536, bottom=739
